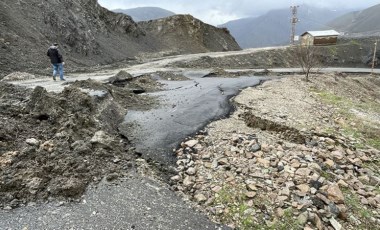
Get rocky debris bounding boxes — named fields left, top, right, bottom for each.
left=171, top=75, right=380, bottom=229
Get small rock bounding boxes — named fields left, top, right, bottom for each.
left=331, top=150, right=345, bottom=161
left=297, top=211, right=308, bottom=225
left=217, top=158, right=229, bottom=165
left=257, top=158, right=270, bottom=168
left=250, top=143, right=261, bottom=152
left=90, top=131, right=113, bottom=147
left=185, top=140, right=199, bottom=148
left=186, top=167, right=197, bottom=175
left=310, top=180, right=323, bottom=190
left=275, top=208, right=285, bottom=217
left=329, top=217, right=342, bottom=230
left=212, top=186, right=222, bottom=193
left=313, top=214, right=324, bottom=230
left=295, top=168, right=311, bottom=177
left=106, top=173, right=119, bottom=182
left=325, top=159, right=335, bottom=168
left=194, top=193, right=207, bottom=203
left=246, top=184, right=257, bottom=191
left=245, top=192, right=257, bottom=198
left=280, top=187, right=290, bottom=196
left=170, top=175, right=181, bottom=182
left=337, top=179, right=348, bottom=188
left=297, top=184, right=310, bottom=193
left=26, top=138, right=39, bottom=146
left=183, top=176, right=194, bottom=187
left=327, top=184, right=345, bottom=204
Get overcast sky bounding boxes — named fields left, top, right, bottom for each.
left=98, top=0, right=380, bottom=25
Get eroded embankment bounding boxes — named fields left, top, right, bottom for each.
left=0, top=72, right=162, bottom=208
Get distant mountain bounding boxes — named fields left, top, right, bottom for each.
left=113, top=7, right=175, bottom=22
left=327, top=4, right=380, bottom=35
left=220, top=5, right=349, bottom=48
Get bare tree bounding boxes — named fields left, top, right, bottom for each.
left=291, top=45, right=322, bottom=81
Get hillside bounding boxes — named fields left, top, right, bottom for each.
left=220, top=5, right=348, bottom=48
left=113, top=7, right=175, bottom=22
left=328, top=3, right=380, bottom=35
left=138, top=15, right=241, bottom=53
left=0, top=0, right=240, bottom=78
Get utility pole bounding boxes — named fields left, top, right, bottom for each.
left=290, top=5, right=299, bottom=45
left=372, top=39, right=378, bottom=74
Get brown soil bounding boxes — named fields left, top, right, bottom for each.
left=0, top=73, right=160, bottom=208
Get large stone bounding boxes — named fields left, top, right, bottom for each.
left=327, top=184, right=345, bottom=204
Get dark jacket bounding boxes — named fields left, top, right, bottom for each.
left=47, top=45, right=63, bottom=64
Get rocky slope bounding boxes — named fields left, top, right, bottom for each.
left=171, top=74, right=380, bottom=229
left=138, top=15, right=241, bottom=54
left=0, top=0, right=240, bottom=78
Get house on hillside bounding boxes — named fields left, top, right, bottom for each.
left=300, top=30, right=340, bottom=46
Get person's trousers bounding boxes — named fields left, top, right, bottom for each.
left=52, top=63, right=64, bottom=80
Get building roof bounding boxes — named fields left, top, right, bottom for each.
left=301, top=30, right=340, bottom=37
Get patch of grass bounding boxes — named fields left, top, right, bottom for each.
left=213, top=185, right=256, bottom=229
left=342, top=188, right=377, bottom=229
left=267, top=208, right=303, bottom=230
left=316, top=91, right=344, bottom=105
left=213, top=186, right=304, bottom=229
left=320, top=170, right=334, bottom=180
left=350, top=40, right=361, bottom=46
left=311, top=89, right=380, bottom=150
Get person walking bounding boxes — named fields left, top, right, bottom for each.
left=47, top=43, right=65, bottom=81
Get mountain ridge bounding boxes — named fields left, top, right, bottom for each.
left=220, top=5, right=350, bottom=48
left=113, top=7, right=175, bottom=22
